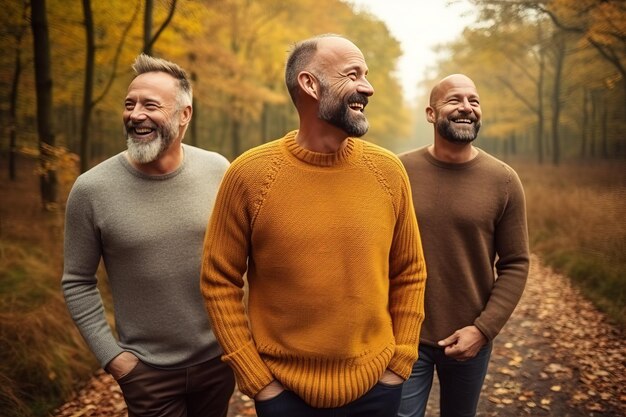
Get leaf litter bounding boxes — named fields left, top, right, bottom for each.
left=53, top=255, right=625, bottom=416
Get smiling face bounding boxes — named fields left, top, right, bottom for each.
left=317, top=74, right=371, bottom=137
left=427, top=74, right=482, bottom=144
left=123, top=71, right=183, bottom=164
left=313, top=37, right=374, bottom=137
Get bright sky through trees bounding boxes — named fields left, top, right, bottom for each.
left=348, top=0, right=475, bottom=103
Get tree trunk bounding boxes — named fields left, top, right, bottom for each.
left=580, top=88, right=589, bottom=158
left=9, top=39, right=23, bottom=181
left=601, top=97, right=608, bottom=159
left=590, top=91, right=598, bottom=158
left=8, top=0, right=29, bottom=181
left=536, top=59, right=545, bottom=164
left=143, top=0, right=153, bottom=55
left=550, top=32, right=566, bottom=166
left=31, top=0, right=57, bottom=208
left=80, top=0, right=95, bottom=173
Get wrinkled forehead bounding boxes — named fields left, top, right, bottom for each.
left=314, top=37, right=368, bottom=73
left=433, top=76, right=478, bottom=102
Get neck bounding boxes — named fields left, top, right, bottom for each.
left=126, top=140, right=184, bottom=175
left=295, top=110, right=351, bottom=153
left=429, top=136, right=477, bottom=164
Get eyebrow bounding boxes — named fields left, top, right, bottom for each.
left=342, top=64, right=368, bottom=74
left=445, top=93, right=479, bottom=100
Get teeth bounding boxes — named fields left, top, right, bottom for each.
left=135, top=128, right=152, bottom=134
left=454, top=119, right=472, bottom=124
left=349, top=103, right=364, bottom=110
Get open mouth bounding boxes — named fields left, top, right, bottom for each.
left=127, top=123, right=157, bottom=140
left=452, top=118, right=474, bottom=124
left=133, top=127, right=155, bottom=136
left=349, top=102, right=365, bottom=113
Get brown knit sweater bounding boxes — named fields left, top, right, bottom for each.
left=398, top=146, right=529, bottom=346
left=201, top=131, right=426, bottom=407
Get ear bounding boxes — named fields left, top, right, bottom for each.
left=425, top=106, right=435, bottom=124
left=179, top=105, right=192, bottom=126
left=297, top=71, right=319, bottom=100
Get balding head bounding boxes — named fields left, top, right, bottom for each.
left=285, top=34, right=368, bottom=106
left=285, top=34, right=343, bottom=105
left=430, top=74, right=477, bottom=107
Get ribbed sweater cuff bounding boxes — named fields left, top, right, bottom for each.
left=222, top=339, right=274, bottom=397
left=387, top=343, right=419, bottom=380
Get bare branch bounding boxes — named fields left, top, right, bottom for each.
left=92, top=0, right=141, bottom=106
left=145, top=0, right=178, bottom=53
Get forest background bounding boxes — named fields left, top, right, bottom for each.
left=0, top=0, right=624, bottom=416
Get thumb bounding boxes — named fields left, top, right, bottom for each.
left=438, top=332, right=459, bottom=347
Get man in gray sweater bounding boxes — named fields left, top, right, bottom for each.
left=61, top=54, right=234, bottom=417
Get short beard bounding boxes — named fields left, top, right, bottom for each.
left=318, top=80, right=369, bottom=138
left=436, top=118, right=481, bottom=144
left=125, top=116, right=178, bottom=164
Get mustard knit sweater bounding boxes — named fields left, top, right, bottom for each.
left=201, top=131, right=426, bottom=407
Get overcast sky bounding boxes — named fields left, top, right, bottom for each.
left=348, top=0, right=475, bottom=103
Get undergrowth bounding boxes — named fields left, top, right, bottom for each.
left=511, top=159, right=626, bottom=329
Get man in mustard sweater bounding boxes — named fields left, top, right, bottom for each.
left=200, top=34, right=426, bottom=416
left=397, top=74, right=529, bottom=417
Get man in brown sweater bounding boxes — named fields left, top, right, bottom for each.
left=397, top=74, right=529, bottom=417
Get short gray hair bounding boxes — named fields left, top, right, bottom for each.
left=132, top=53, right=192, bottom=107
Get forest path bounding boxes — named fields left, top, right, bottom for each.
left=53, top=255, right=625, bottom=417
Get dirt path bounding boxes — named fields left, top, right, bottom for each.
left=53, top=255, right=625, bottom=417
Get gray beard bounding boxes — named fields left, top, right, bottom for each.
left=317, top=82, right=369, bottom=138
left=437, top=118, right=481, bottom=144
left=126, top=134, right=166, bottom=164
left=125, top=113, right=179, bottom=163
left=319, top=104, right=369, bottom=138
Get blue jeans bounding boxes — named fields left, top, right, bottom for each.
left=255, top=382, right=403, bottom=417
left=397, top=343, right=492, bottom=417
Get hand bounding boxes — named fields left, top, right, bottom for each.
left=438, top=325, right=487, bottom=361
left=378, top=369, right=404, bottom=386
left=255, top=380, right=285, bottom=401
left=106, top=351, right=139, bottom=381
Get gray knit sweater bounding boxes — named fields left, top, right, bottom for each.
left=62, top=144, right=229, bottom=369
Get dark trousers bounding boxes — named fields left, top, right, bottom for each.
left=116, top=356, right=235, bottom=417
left=255, top=382, right=403, bottom=417
left=397, top=343, right=492, bottom=417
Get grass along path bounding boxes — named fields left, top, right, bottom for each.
left=53, top=255, right=625, bottom=417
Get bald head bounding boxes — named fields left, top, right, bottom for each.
left=430, top=74, right=477, bottom=107
left=426, top=73, right=482, bottom=145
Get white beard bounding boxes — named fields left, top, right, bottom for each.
left=126, top=134, right=165, bottom=164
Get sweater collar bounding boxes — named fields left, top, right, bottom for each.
left=283, top=130, right=357, bottom=167
left=421, top=146, right=483, bottom=170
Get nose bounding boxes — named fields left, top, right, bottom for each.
left=358, top=78, right=374, bottom=97
left=128, top=105, right=147, bottom=122
left=458, top=97, right=471, bottom=112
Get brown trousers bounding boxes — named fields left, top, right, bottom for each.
left=117, top=356, right=235, bottom=417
